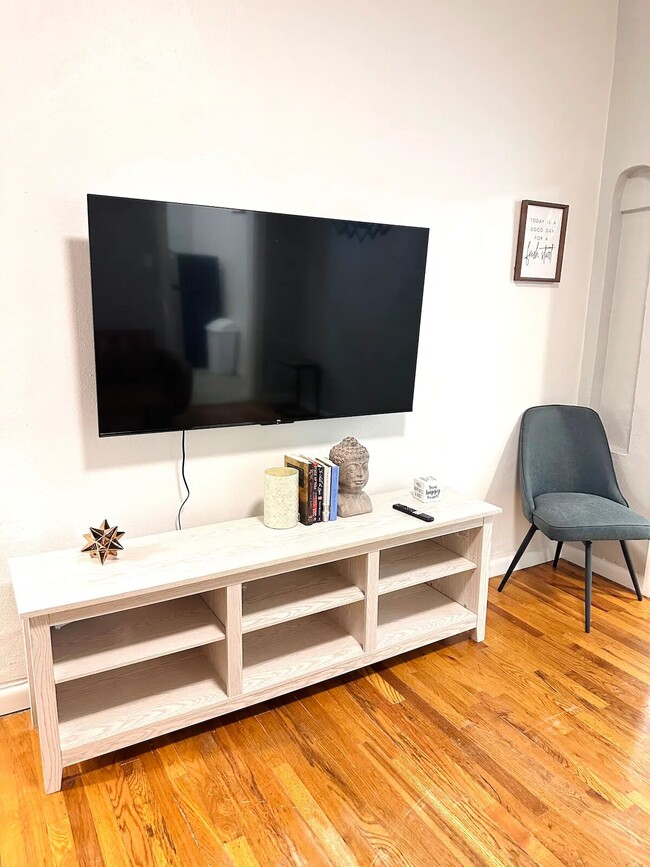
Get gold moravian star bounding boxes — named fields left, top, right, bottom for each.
left=81, top=519, right=125, bottom=565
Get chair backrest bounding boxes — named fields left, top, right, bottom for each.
left=519, top=405, right=627, bottom=522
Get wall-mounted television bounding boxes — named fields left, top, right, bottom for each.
left=87, top=195, right=429, bottom=436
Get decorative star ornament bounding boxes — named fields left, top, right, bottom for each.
left=81, top=519, right=125, bottom=565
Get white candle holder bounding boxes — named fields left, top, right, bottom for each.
left=264, top=467, right=299, bottom=529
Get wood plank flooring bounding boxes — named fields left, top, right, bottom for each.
left=1, top=560, right=649, bottom=866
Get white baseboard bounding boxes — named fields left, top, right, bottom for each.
left=0, top=679, right=29, bottom=716
left=561, top=545, right=648, bottom=596
left=489, top=543, right=553, bottom=579
left=491, top=539, right=649, bottom=598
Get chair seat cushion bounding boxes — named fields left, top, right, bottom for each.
left=533, top=492, right=650, bottom=542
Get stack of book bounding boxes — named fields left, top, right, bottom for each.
left=284, top=454, right=340, bottom=525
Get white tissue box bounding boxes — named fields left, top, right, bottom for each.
left=413, top=475, right=440, bottom=502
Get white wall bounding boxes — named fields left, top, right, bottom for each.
left=0, top=0, right=617, bottom=694
left=578, top=0, right=650, bottom=591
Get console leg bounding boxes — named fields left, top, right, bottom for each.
left=28, top=616, right=63, bottom=793
left=22, top=620, right=38, bottom=729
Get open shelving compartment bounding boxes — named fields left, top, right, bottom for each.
left=52, top=591, right=232, bottom=764
left=377, top=584, right=477, bottom=649
left=57, top=648, right=229, bottom=762
left=51, top=595, right=226, bottom=683
left=242, top=562, right=365, bottom=633
left=243, top=609, right=365, bottom=694
left=241, top=554, right=372, bottom=695
left=376, top=530, right=481, bottom=651
left=378, top=536, right=476, bottom=596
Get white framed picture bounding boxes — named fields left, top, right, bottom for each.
left=514, top=200, right=569, bottom=282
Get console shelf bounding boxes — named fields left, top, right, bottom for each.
left=378, top=539, right=476, bottom=596
left=51, top=596, right=225, bottom=683
left=242, top=565, right=364, bottom=633
left=243, top=612, right=364, bottom=694
left=10, top=488, right=499, bottom=793
left=57, top=649, right=227, bottom=764
left=377, top=584, right=478, bottom=650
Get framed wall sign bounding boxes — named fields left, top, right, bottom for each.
left=514, top=200, right=569, bottom=282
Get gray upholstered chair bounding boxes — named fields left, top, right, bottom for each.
left=498, top=405, right=649, bottom=632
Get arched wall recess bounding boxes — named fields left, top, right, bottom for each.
left=592, top=166, right=650, bottom=453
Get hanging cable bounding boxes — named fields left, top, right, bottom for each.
left=176, top=430, right=190, bottom=530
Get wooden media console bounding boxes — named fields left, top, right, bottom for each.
left=10, top=488, right=499, bottom=793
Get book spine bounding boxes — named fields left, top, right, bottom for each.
left=329, top=463, right=339, bottom=520
left=316, top=463, right=324, bottom=522
left=322, top=463, right=331, bottom=522
left=307, top=460, right=317, bottom=525
left=284, top=456, right=314, bottom=525
left=307, top=460, right=317, bottom=523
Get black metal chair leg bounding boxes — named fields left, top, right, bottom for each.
left=584, top=541, right=592, bottom=633
left=498, top=525, right=537, bottom=592
left=620, top=540, right=644, bottom=601
left=553, top=542, right=563, bottom=569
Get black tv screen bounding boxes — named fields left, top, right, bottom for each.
left=87, top=195, right=429, bottom=436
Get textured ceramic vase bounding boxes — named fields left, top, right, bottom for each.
left=264, top=467, right=299, bottom=529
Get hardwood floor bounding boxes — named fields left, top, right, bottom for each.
left=1, top=560, right=649, bottom=866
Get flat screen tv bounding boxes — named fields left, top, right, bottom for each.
left=87, top=194, right=429, bottom=436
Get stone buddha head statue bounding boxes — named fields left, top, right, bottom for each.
left=329, top=436, right=372, bottom=517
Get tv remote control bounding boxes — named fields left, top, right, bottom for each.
left=392, top=503, right=435, bottom=522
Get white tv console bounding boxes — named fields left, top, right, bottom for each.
left=10, top=488, right=499, bottom=793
